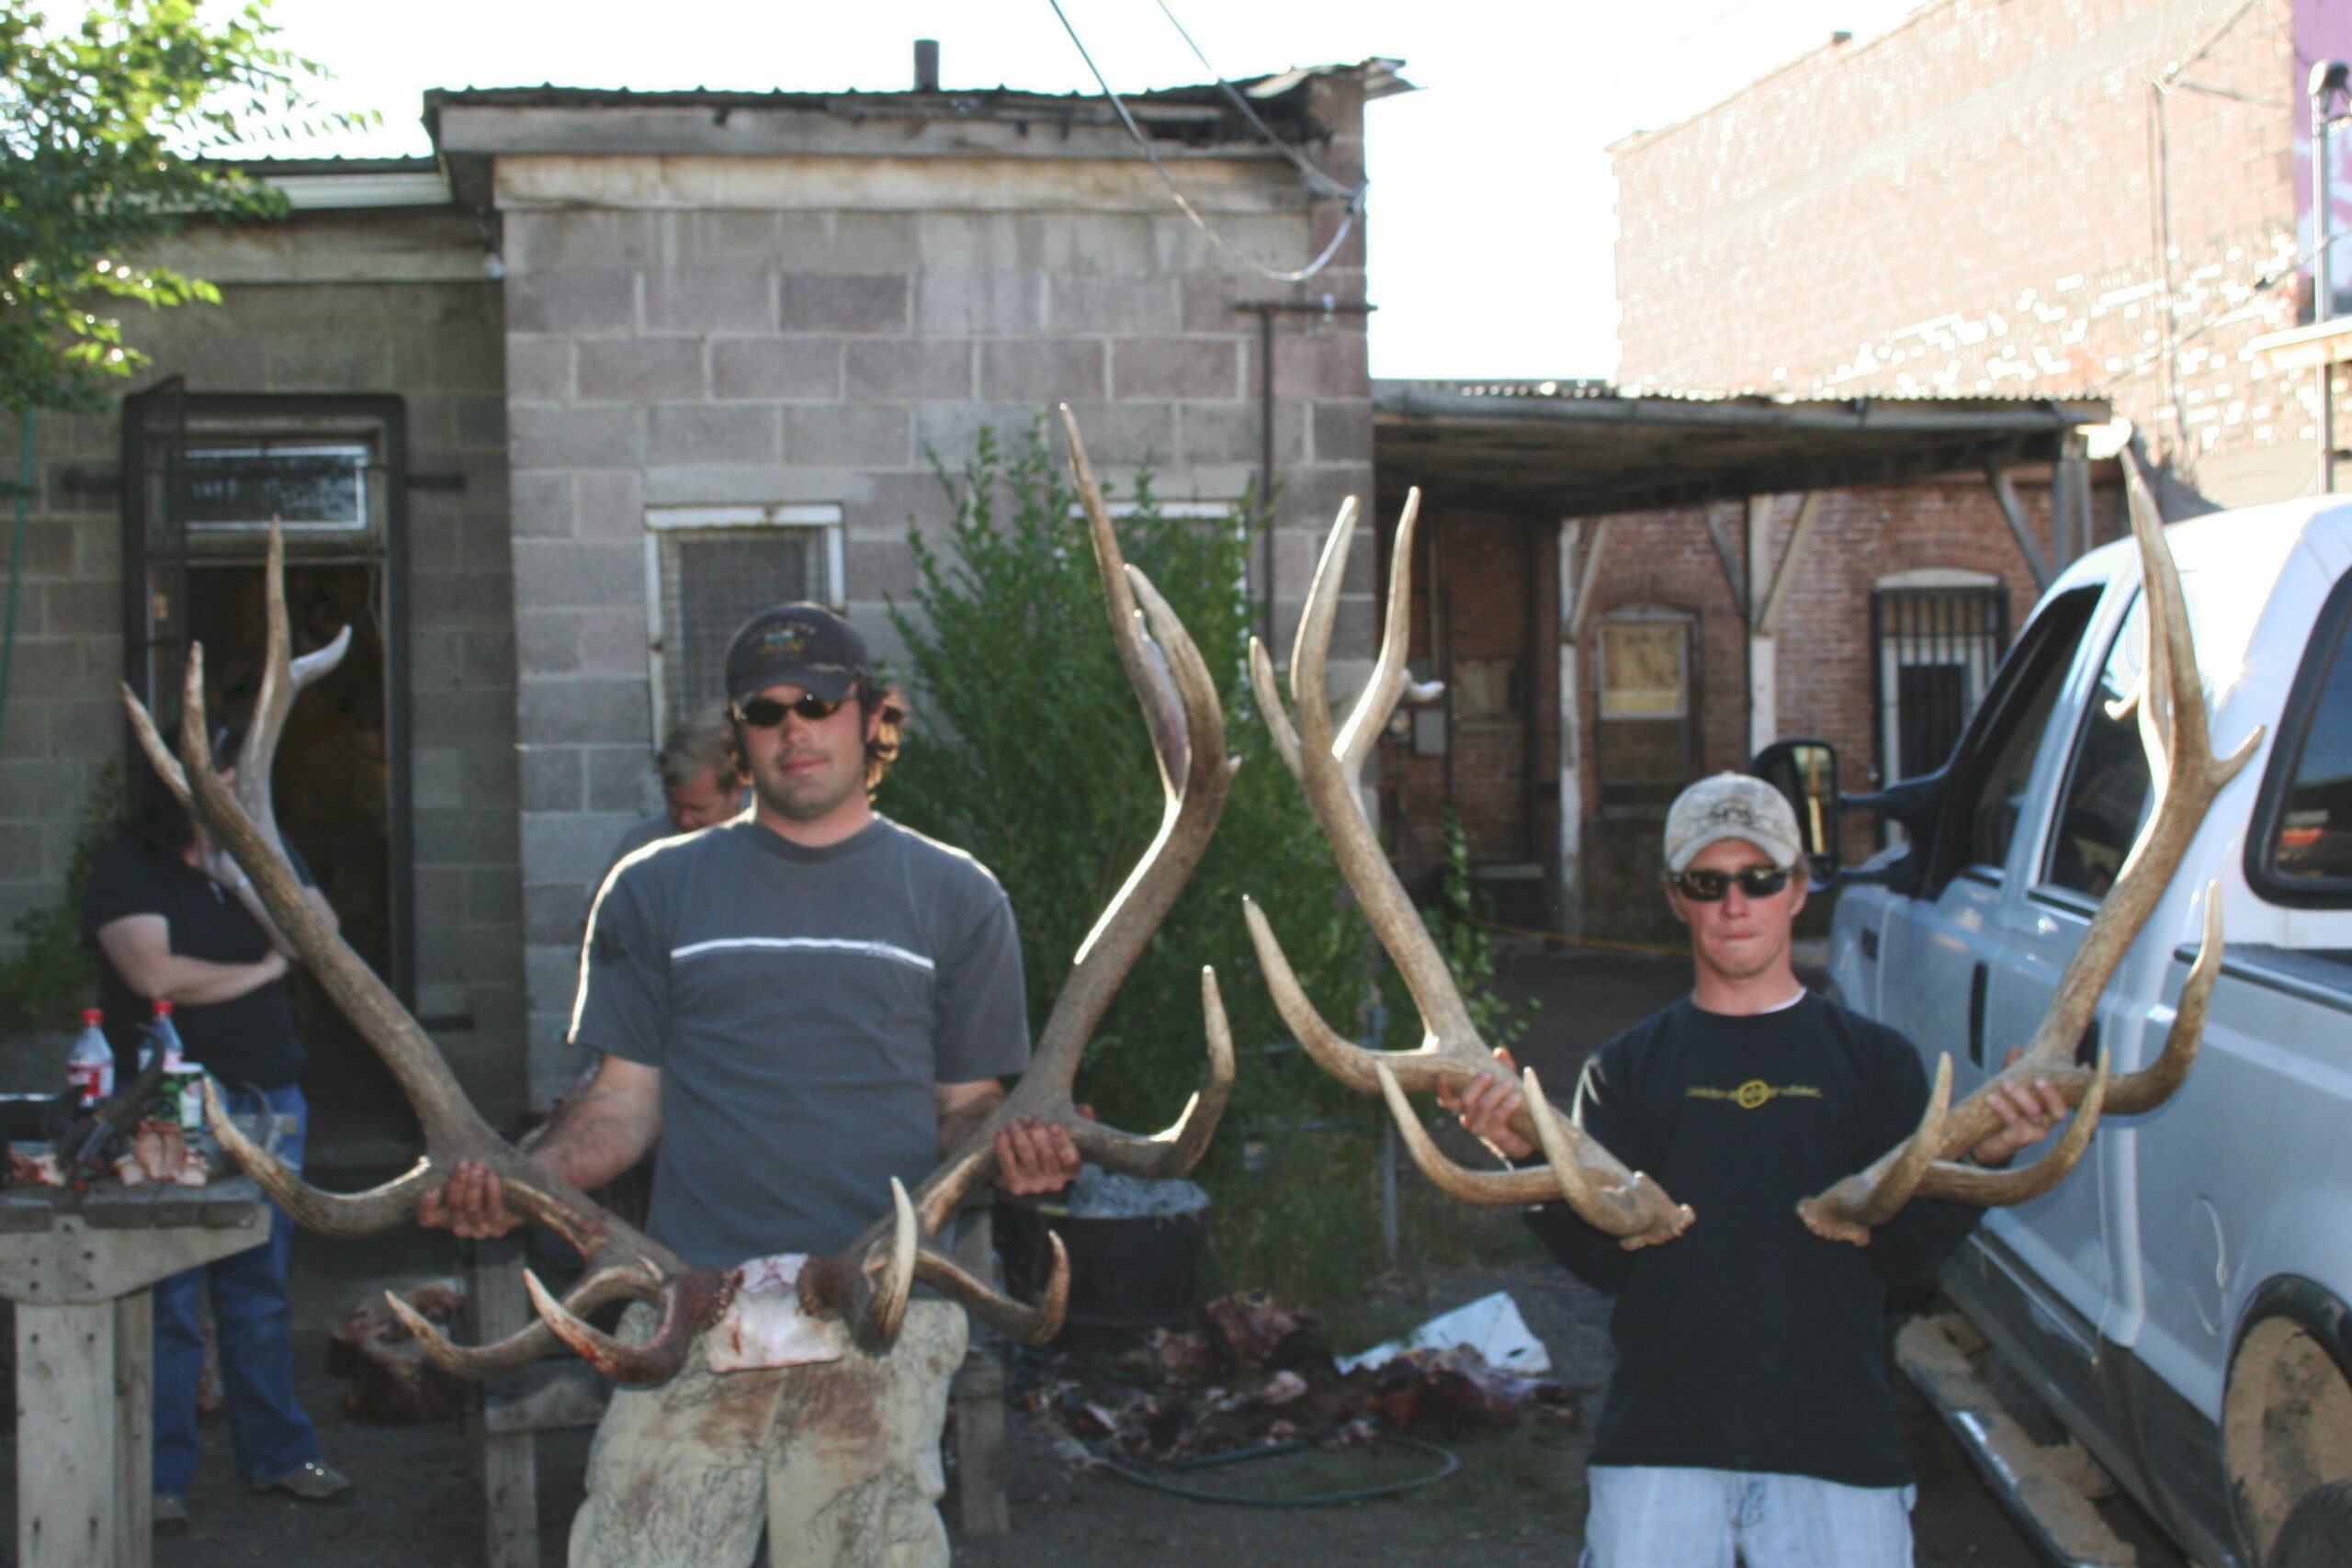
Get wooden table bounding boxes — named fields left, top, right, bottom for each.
left=0, top=1179, right=267, bottom=1568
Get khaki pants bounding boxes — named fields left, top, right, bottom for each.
left=570, top=1299, right=968, bottom=1568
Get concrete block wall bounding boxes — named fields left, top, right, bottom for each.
left=1614, top=0, right=2304, bottom=505
left=0, top=208, right=524, bottom=1112
left=497, top=152, right=1377, bottom=1103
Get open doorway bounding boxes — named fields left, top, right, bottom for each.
left=121, top=387, right=415, bottom=1156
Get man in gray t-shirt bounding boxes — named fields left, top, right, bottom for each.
left=423, top=602, right=1079, bottom=1568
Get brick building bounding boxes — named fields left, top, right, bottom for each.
left=1614, top=0, right=2315, bottom=508
left=1374, top=382, right=2113, bottom=942
left=0, top=63, right=1396, bottom=1132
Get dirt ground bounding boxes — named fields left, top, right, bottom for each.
left=0, top=948, right=2193, bottom=1567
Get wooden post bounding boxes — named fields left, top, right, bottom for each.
left=1747, top=495, right=1778, bottom=758
left=1556, top=519, right=1603, bottom=938
left=953, top=1213, right=1010, bottom=1538
left=467, top=1236, right=538, bottom=1568
left=17, top=1303, right=120, bottom=1568
left=114, top=1290, right=153, bottom=1558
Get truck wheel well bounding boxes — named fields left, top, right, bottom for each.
left=2226, top=1280, right=2352, bottom=1564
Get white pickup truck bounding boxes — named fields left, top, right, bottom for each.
left=1777, top=496, right=2352, bottom=1567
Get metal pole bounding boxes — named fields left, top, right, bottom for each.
left=2310, top=63, right=2346, bottom=491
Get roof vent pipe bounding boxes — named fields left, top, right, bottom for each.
left=914, top=39, right=940, bottom=93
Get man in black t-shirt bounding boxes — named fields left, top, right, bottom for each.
left=1444, top=773, right=2069, bottom=1568
left=82, top=727, right=352, bottom=1530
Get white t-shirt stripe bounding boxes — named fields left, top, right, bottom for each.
left=669, top=935, right=936, bottom=975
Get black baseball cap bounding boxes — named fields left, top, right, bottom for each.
left=722, top=604, right=869, bottom=706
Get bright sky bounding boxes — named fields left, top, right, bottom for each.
left=236, top=0, right=1933, bottom=381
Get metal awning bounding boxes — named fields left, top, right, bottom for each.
left=1374, top=382, right=2110, bottom=515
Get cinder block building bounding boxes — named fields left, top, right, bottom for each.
left=0, top=63, right=1396, bottom=1134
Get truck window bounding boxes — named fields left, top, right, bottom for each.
left=1937, top=589, right=2102, bottom=884
left=2254, top=570, right=2352, bottom=901
left=2044, top=595, right=2153, bottom=900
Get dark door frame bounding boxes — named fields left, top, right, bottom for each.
left=119, top=385, right=415, bottom=1006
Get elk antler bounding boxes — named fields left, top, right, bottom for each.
left=123, top=524, right=760, bottom=1384
left=1242, top=492, right=1693, bottom=1247
left=1796, top=447, right=2262, bottom=1244
left=797, top=405, right=1239, bottom=1348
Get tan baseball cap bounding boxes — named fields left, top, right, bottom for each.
left=1663, top=773, right=1804, bottom=874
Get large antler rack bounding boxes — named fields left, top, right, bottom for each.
left=1241, top=493, right=1693, bottom=1247
left=123, top=525, right=749, bottom=1385
left=1796, top=448, right=2261, bottom=1244
left=797, top=405, right=1239, bottom=1348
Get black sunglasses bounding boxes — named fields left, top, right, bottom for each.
left=1665, top=865, right=1793, bottom=902
left=734, top=694, right=845, bottom=728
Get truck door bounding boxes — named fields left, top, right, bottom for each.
left=1874, top=587, right=2106, bottom=1105
left=1980, top=584, right=2151, bottom=1427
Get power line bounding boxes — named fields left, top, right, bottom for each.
left=1147, top=0, right=1356, bottom=199
left=1042, top=0, right=1363, bottom=283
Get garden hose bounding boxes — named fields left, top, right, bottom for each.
left=1087, top=1431, right=1460, bottom=1507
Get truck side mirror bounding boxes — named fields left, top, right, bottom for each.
left=1749, top=739, right=1841, bottom=886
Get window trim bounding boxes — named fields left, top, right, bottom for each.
left=2245, top=563, right=2352, bottom=908
left=641, top=503, right=845, bottom=742
left=2030, top=587, right=2150, bottom=903
left=1593, top=608, right=1696, bottom=809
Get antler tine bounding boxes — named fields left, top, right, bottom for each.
left=523, top=1266, right=729, bottom=1384
left=1267, top=497, right=1483, bottom=1057
left=1375, top=1063, right=1564, bottom=1203
left=916, top=1234, right=1070, bottom=1344
left=1796, top=1055, right=1956, bottom=1246
left=1801, top=457, right=2258, bottom=1241
left=383, top=1292, right=560, bottom=1379
left=202, top=1078, right=437, bottom=1230
left=1334, top=487, right=1422, bottom=773
left=236, top=522, right=351, bottom=866
left=1026, top=558, right=1233, bottom=1090
left=1061, top=404, right=1190, bottom=787
left=1917, top=1051, right=2111, bottom=1208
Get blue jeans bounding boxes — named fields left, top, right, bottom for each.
left=153, top=1083, right=322, bottom=1495
left=1582, top=1464, right=1916, bottom=1568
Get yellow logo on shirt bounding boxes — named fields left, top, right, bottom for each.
left=1686, top=1078, right=1824, bottom=1110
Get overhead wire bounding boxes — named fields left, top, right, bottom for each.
left=1042, top=0, right=1364, bottom=283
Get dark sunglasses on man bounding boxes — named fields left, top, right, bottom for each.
left=1664, top=864, right=1794, bottom=902
left=733, top=693, right=846, bottom=728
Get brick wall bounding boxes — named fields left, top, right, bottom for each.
left=1615, top=0, right=2305, bottom=506
left=489, top=129, right=1377, bottom=1101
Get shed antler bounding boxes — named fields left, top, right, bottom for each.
left=797, top=405, right=1238, bottom=1348
left=123, top=525, right=744, bottom=1385
left=1797, top=449, right=2261, bottom=1244
left=1242, top=492, right=1693, bottom=1247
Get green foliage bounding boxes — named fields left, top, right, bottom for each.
left=0, top=1, right=356, bottom=414
left=1392, top=812, right=1539, bottom=1054
left=881, top=420, right=1367, bottom=1142
left=0, top=760, right=122, bottom=1034
left=884, top=422, right=1548, bottom=1330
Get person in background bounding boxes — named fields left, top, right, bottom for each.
left=82, top=723, right=350, bottom=1532
left=603, top=706, right=746, bottom=874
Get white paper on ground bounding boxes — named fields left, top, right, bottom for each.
left=1337, top=1289, right=1553, bottom=1375
left=706, top=1253, right=849, bottom=1371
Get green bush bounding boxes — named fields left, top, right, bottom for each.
left=880, top=420, right=1538, bottom=1325
left=0, top=761, right=122, bottom=1034
left=881, top=422, right=1366, bottom=1143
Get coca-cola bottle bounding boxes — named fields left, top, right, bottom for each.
left=67, top=1009, right=113, bottom=1107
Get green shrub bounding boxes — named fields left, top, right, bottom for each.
left=0, top=761, right=122, bottom=1034
left=880, top=420, right=1537, bottom=1323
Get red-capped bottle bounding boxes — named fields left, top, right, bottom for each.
left=68, top=1008, right=113, bottom=1107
